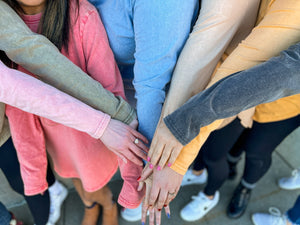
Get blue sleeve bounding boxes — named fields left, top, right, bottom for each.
left=132, top=0, right=199, bottom=141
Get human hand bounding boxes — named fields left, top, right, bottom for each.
left=100, top=118, right=149, bottom=166
left=139, top=173, right=171, bottom=225
left=144, top=120, right=183, bottom=174
left=138, top=166, right=183, bottom=224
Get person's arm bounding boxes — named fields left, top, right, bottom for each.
left=0, top=0, right=135, bottom=124
left=165, top=42, right=300, bottom=144
left=0, top=60, right=148, bottom=165
left=132, top=0, right=198, bottom=142
left=164, top=43, right=300, bottom=145
left=145, top=0, right=260, bottom=169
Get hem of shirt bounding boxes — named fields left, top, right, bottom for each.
left=53, top=163, right=118, bottom=192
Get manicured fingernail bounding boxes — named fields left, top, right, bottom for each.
left=149, top=164, right=153, bottom=169
left=157, top=166, right=161, bottom=171
left=142, top=222, right=145, bottom=225
left=164, top=205, right=167, bottom=207
left=137, top=176, right=141, bottom=181
left=167, top=213, right=170, bottom=219
left=149, top=205, right=153, bottom=207
left=167, top=162, right=172, bottom=167
left=158, top=208, right=161, bottom=211
left=147, top=156, right=151, bottom=161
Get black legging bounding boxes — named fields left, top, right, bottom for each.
left=0, top=138, right=55, bottom=225
left=193, top=115, right=300, bottom=196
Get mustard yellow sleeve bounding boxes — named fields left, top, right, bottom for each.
left=171, top=0, right=300, bottom=175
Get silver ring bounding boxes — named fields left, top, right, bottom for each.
left=168, top=192, right=176, bottom=196
left=134, top=138, right=139, bottom=144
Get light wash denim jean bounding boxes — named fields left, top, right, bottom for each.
left=89, top=0, right=199, bottom=141
left=0, top=202, right=11, bottom=225
left=287, top=195, right=300, bottom=224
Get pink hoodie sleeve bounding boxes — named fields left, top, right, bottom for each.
left=0, top=60, right=110, bottom=139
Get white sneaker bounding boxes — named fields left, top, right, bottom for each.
left=252, top=207, right=289, bottom=225
left=181, top=169, right=208, bottom=187
left=47, top=181, right=68, bottom=224
left=278, top=168, right=300, bottom=190
left=121, top=203, right=142, bottom=222
left=180, top=191, right=219, bottom=222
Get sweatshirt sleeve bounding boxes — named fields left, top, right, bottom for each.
left=0, top=0, right=136, bottom=124
left=0, top=60, right=111, bottom=139
left=164, top=42, right=300, bottom=145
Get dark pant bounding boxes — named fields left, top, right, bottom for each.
left=0, top=138, right=55, bottom=225
left=287, top=195, right=300, bottom=224
left=193, top=115, right=300, bottom=196
left=0, top=202, right=11, bottom=225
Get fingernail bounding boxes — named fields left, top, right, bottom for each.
left=137, top=176, right=141, bottom=181
left=167, top=162, right=172, bottom=167
left=158, top=208, right=161, bottom=211
left=142, top=222, right=145, bottom=225
left=164, top=205, right=167, bottom=207
left=157, top=166, right=161, bottom=171
left=167, top=213, right=171, bottom=219
left=147, top=156, right=151, bottom=161
left=149, top=164, right=153, bottom=169
left=149, top=205, right=152, bottom=207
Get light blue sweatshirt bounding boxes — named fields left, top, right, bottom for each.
left=89, top=0, right=199, bottom=141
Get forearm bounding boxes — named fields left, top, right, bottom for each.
left=0, top=61, right=111, bottom=139
left=165, top=42, right=300, bottom=145
left=0, top=1, right=135, bottom=124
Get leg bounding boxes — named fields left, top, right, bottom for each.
left=0, top=202, right=11, bottom=225
left=227, top=115, right=300, bottom=218
left=0, top=138, right=50, bottom=225
left=203, top=118, right=245, bottom=196
left=286, top=195, right=300, bottom=224
left=243, top=115, right=300, bottom=185
left=73, top=178, right=118, bottom=225
left=180, top=118, right=245, bottom=222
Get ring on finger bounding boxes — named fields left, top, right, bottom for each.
left=134, top=138, right=139, bottom=144
left=168, top=192, right=176, bottom=196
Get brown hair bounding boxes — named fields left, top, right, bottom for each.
left=1, top=0, right=79, bottom=67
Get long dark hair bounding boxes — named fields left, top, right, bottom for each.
left=1, top=0, right=79, bottom=67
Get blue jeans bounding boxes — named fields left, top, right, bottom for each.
left=0, top=202, right=11, bottom=225
left=88, top=0, right=198, bottom=141
left=287, top=195, right=300, bottom=224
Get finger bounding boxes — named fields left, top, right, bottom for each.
left=135, top=139, right=149, bottom=154
left=137, top=181, right=144, bottom=192
left=155, top=208, right=162, bottom=225
left=122, top=149, right=143, bottom=166
left=149, top=142, right=165, bottom=169
left=155, top=189, right=168, bottom=211
left=130, top=128, right=149, bottom=144
left=139, top=163, right=153, bottom=182
left=164, top=205, right=171, bottom=219
left=157, top=144, right=174, bottom=170
left=148, top=207, right=155, bottom=225
left=148, top=184, right=160, bottom=207
left=141, top=201, right=148, bottom=224
left=166, top=145, right=182, bottom=167
left=128, top=142, right=148, bottom=161
left=117, top=153, right=127, bottom=164
left=146, top=135, right=158, bottom=163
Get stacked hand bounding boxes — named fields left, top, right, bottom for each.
left=100, top=118, right=149, bottom=166
left=138, top=166, right=183, bottom=225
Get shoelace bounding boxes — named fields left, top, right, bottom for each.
left=190, top=193, right=209, bottom=208
left=291, top=169, right=300, bottom=181
left=268, top=207, right=286, bottom=225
